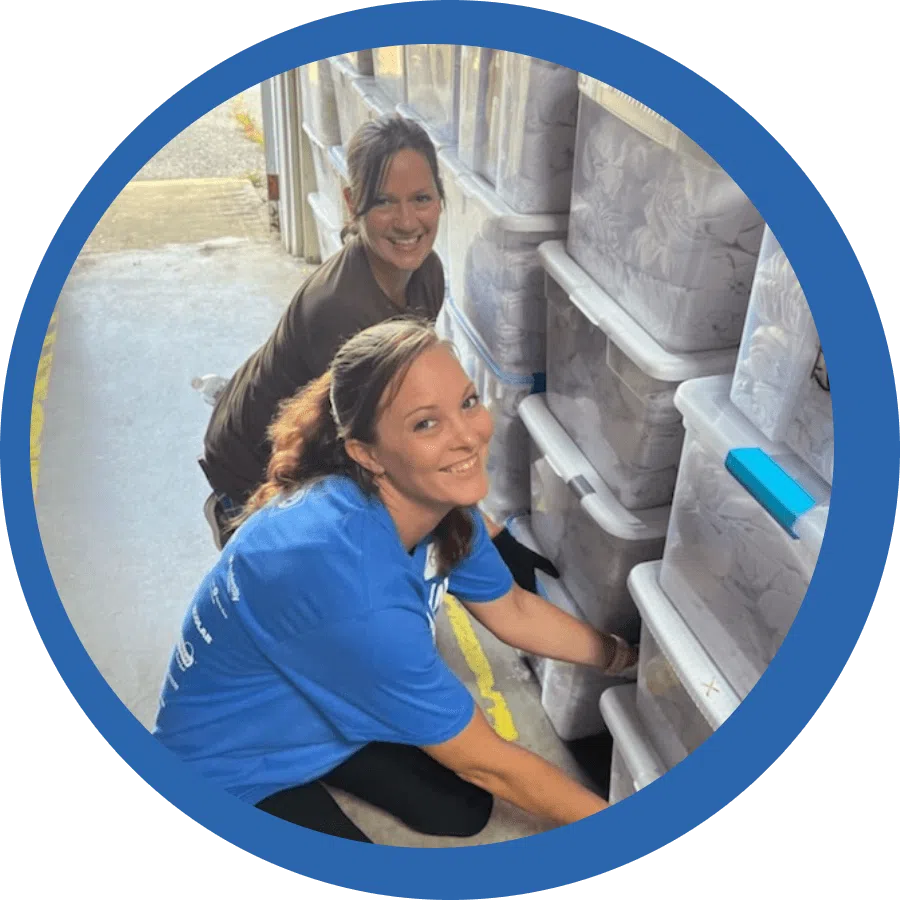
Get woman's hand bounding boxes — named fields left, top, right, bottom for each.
left=463, top=583, right=638, bottom=676
left=423, top=705, right=608, bottom=826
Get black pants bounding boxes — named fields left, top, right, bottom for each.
left=255, top=742, right=493, bottom=843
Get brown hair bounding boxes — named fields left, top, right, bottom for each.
left=237, top=317, right=474, bottom=576
left=341, top=114, right=445, bottom=241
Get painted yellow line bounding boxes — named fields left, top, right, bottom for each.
left=31, top=310, right=59, bottom=498
left=443, top=594, right=519, bottom=742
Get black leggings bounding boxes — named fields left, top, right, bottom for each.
left=255, top=741, right=493, bottom=843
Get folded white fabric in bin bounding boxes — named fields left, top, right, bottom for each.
left=494, top=53, right=578, bottom=214
left=628, top=561, right=741, bottom=770
left=567, top=75, right=764, bottom=353
left=730, top=227, right=833, bottom=483
left=660, top=375, right=830, bottom=697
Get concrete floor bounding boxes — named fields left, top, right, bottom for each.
left=33, top=93, right=609, bottom=847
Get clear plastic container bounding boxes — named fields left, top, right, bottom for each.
left=307, top=192, right=342, bottom=262
left=457, top=46, right=502, bottom=184
left=337, top=50, right=374, bottom=76
left=302, top=122, right=343, bottom=228
left=786, top=353, right=833, bottom=485
left=730, top=227, right=833, bottom=484
left=492, top=52, right=578, bottom=214
left=567, top=75, right=765, bottom=352
left=541, top=240, right=737, bottom=510
left=600, top=684, right=668, bottom=804
left=629, top=561, right=741, bottom=769
left=372, top=45, right=406, bottom=106
left=299, top=60, right=341, bottom=146
left=399, top=44, right=461, bottom=147
left=507, top=511, right=638, bottom=742
left=659, top=375, right=830, bottom=697
left=525, top=570, right=634, bottom=740
left=519, top=393, right=670, bottom=643
left=439, top=149, right=567, bottom=377
left=443, top=296, right=534, bottom=522
left=328, top=57, right=395, bottom=149
left=328, top=56, right=369, bottom=147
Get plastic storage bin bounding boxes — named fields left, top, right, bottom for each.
left=336, top=50, right=374, bottom=76
left=372, top=45, right=406, bottom=106
left=299, top=60, right=342, bottom=146
left=659, top=375, right=830, bottom=697
left=519, top=393, right=670, bottom=643
left=439, top=149, right=567, bottom=377
left=567, top=75, right=765, bottom=352
left=786, top=351, right=832, bottom=485
left=457, top=46, right=503, bottom=185
left=329, top=57, right=395, bottom=148
left=493, top=52, right=578, bottom=215
left=541, top=240, right=737, bottom=510
left=302, top=122, right=344, bottom=227
left=443, top=295, right=534, bottom=522
left=399, top=44, right=460, bottom=148
left=629, top=561, right=740, bottom=769
left=507, top=515, right=636, bottom=741
left=527, top=570, right=635, bottom=740
left=730, top=227, right=833, bottom=484
left=307, top=192, right=342, bottom=262
left=600, top=684, right=667, bottom=804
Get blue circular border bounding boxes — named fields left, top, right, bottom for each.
left=2, top=3, right=897, bottom=896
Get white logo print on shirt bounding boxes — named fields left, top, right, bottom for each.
left=423, top=543, right=449, bottom=642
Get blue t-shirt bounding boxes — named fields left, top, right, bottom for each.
left=153, top=475, right=513, bottom=804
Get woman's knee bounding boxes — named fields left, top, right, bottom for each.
left=406, top=781, right=494, bottom=838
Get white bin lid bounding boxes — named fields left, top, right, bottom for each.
left=307, top=191, right=340, bottom=233
left=353, top=78, right=396, bottom=119
left=628, top=561, right=741, bottom=729
left=329, top=145, right=348, bottom=181
left=578, top=73, right=715, bottom=166
left=438, top=149, right=569, bottom=235
left=599, top=683, right=668, bottom=791
left=519, top=393, right=671, bottom=542
left=539, top=241, right=737, bottom=382
left=675, top=375, right=830, bottom=553
left=301, top=119, right=331, bottom=153
left=329, top=55, right=363, bottom=84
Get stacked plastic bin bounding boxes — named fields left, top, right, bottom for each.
left=568, top=75, right=765, bottom=352
left=730, top=227, right=833, bottom=484
left=602, top=372, right=829, bottom=803
left=372, top=46, right=407, bottom=107
left=516, top=75, right=770, bottom=749
left=600, top=221, right=833, bottom=802
left=458, top=49, right=579, bottom=215
left=426, top=46, right=577, bottom=521
left=398, top=44, right=461, bottom=149
left=506, top=516, right=635, bottom=741
left=299, top=61, right=345, bottom=260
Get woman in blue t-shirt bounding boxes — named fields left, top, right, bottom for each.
left=155, top=318, right=637, bottom=842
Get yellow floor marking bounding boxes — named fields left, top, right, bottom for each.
left=444, top=595, right=519, bottom=741
left=31, top=310, right=59, bottom=498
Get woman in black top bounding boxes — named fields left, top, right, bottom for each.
left=199, top=114, right=555, bottom=589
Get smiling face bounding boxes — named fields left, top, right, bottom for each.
left=349, top=148, right=441, bottom=277
left=346, top=343, right=494, bottom=519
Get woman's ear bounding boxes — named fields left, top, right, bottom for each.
left=342, top=186, right=355, bottom=218
left=344, top=438, right=384, bottom=477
